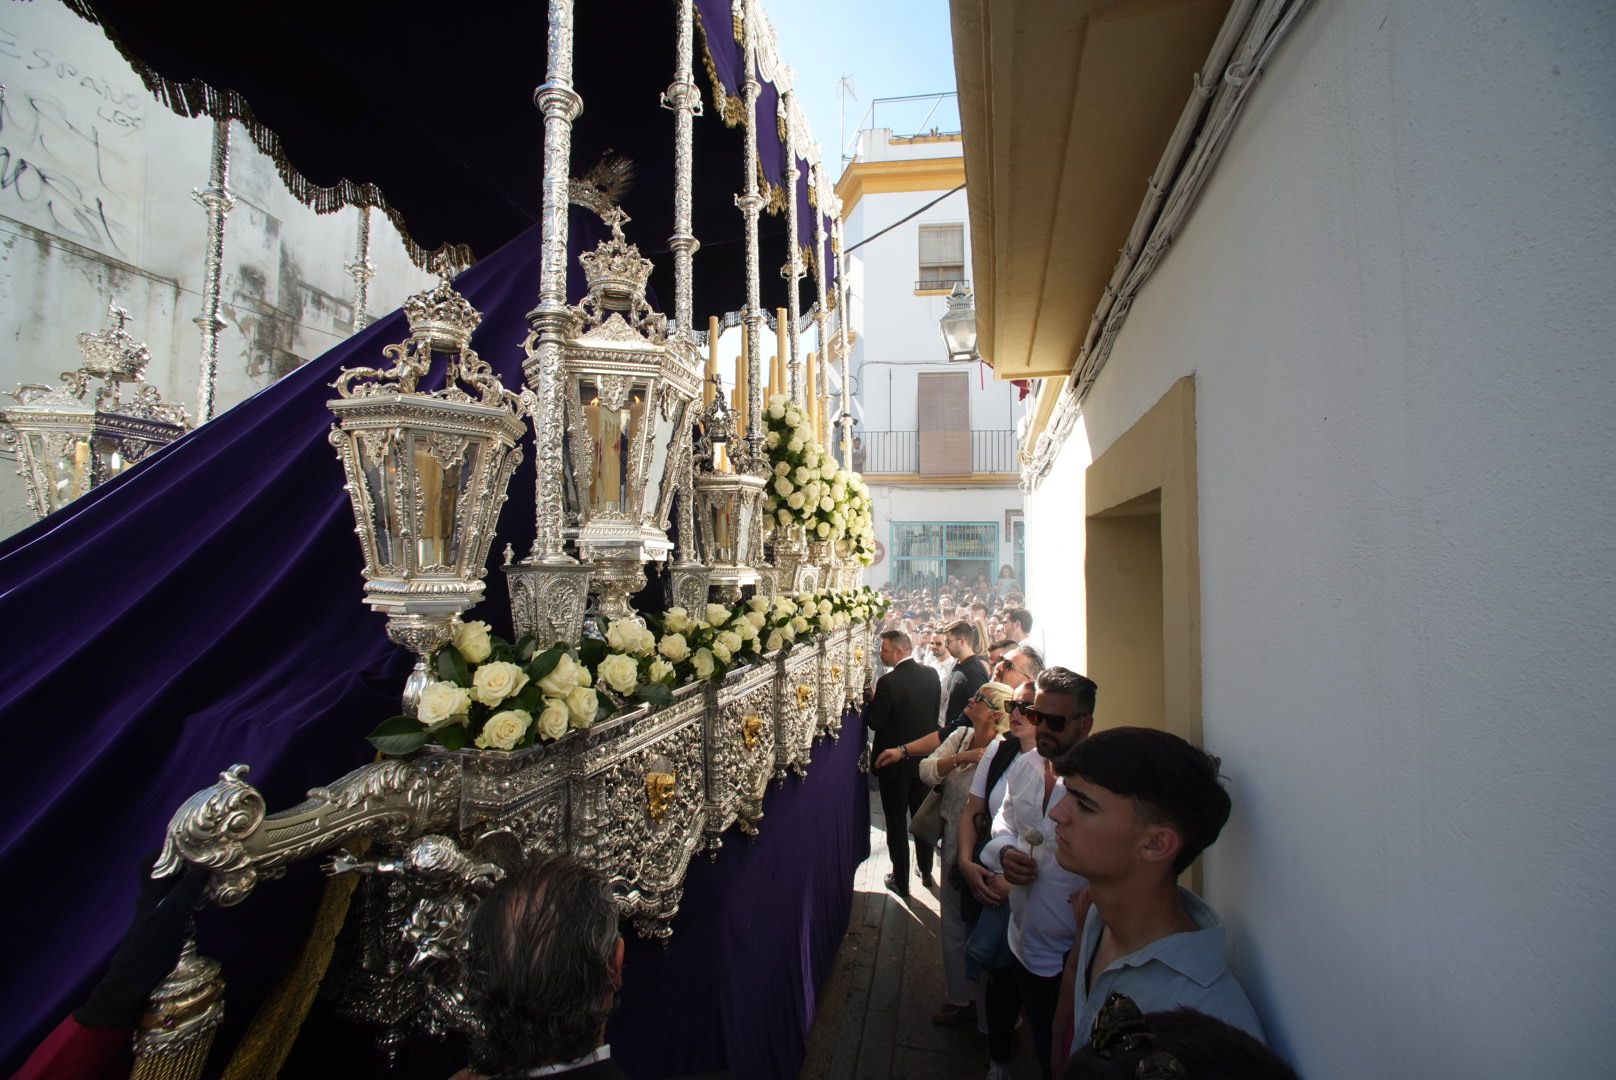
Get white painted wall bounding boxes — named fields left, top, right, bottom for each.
left=1024, top=1, right=1616, bottom=1076
left=0, top=1, right=435, bottom=538
left=863, top=480, right=1020, bottom=592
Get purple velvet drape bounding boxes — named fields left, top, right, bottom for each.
left=0, top=218, right=568, bottom=1073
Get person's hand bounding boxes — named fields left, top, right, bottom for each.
left=955, top=747, right=985, bottom=767
left=1000, top=846, right=1039, bottom=885
left=959, top=860, right=1002, bottom=906
left=874, top=747, right=904, bottom=769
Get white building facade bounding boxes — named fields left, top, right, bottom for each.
left=836, top=116, right=1026, bottom=597
left=954, top=0, right=1616, bottom=1076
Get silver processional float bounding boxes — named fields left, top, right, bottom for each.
left=127, top=0, right=885, bottom=1073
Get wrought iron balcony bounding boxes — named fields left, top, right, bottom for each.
left=853, top=429, right=1017, bottom=476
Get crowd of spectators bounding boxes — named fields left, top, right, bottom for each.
left=862, top=590, right=1299, bottom=1080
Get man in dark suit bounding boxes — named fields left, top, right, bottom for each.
left=866, top=629, right=942, bottom=897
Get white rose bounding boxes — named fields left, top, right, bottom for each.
left=787, top=437, right=804, bottom=453
left=777, top=508, right=792, bottom=525
left=575, top=664, right=593, bottom=688
left=473, top=660, right=530, bottom=706
left=418, top=681, right=472, bottom=725
left=452, top=620, right=493, bottom=663
left=787, top=491, right=806, bottom=510
left=790, top=615, right=810, bottom=634
left=476, top=708, right=533, bottom=750
left=769, top=400, right=787, bottom=420
left=785, top=408, right=803, bottom=427
left=717, top=630, right=743, bottom=654
left=535, top=700, right=570, bottom=741
left=657, top=633, right=690, bottom=663
left=780, top=623, right=797, bottom=643
left=775, top=461, right=791, bottom=478
left=803, top=450, right=820, bottom=469
left=692, top=648, right=716, bottom=680
left=831, top=482, right=846, bottom=501
left=746, top=610, right=767, bottom=629
left=597, top=653, right=640, bottom=694
left=816, top=521, right=832, bottom=538
left=774, top=477, right=793, bottom=498
left=820, top=463, right=837, bottom=479
left=704, top=604, right=732, bottom=628
left=664, top=607, right=692, bottom=633
left=535, top=653, right=580, bottom=697
left=649, top=658, right=676, bottom=683
left=765, top=630, right=784, bottom=652
left=818, top=599, right=833, bottom=616
left=794, top=466, right=812, bottom=486
left=711, top=640, right=732, bottom=663
left=619, top=622, right=656, bottom=657
left=818, top=614, right=835, bottom=632
left=734, top=619, right=758, bottom=642
left=765, top=430, right=781, bottom=449
left=606, top=619, right=639, bottom=653
left=804, top=481, right=822, bottom=502
left=747, top=597, right=770, bottom=612
left=565, top=686, right=598, bottom=727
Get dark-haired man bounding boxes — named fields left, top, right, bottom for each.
left=1048, top=727, right=1264, bottom=1060
left=940, top=619, right=991, bottom=729
left=866, top=629, right=942, bottom=896
left=978, top=667, right=1097, bottom=1080
left=462, top=854, right=630, bottom=1078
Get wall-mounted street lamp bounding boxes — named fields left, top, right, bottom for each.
left=939, top=281, right=979, bottom=364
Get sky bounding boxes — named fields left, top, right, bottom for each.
left=764, top=0, right=960, bottom=170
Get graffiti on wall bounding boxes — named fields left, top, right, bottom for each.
left=0, top=21, right=142, bottom=255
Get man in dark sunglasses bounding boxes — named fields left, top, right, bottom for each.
left=978, top=667, right=1097, bottom=1080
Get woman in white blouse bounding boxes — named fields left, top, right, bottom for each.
left=920, top=679, right=1014, bottom=1027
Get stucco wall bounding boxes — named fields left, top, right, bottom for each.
left=864, top=480, right=1021, bottom=593
left=0, top=1, right=435, bottom=538
left=1024, top=1, right=1616, bottom=1076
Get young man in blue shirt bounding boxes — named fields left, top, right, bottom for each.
left=1047, top=727, right=1264, bottom=1068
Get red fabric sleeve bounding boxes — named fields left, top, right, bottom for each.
left=12, top=1015, right=131, bottom=1080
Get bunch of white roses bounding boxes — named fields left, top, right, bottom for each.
left=761, top=393, right=858, bottom=545
left=367, top=619, right=604, bottom=757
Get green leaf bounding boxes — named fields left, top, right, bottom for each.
left=594, top=699, right=616, bottom=724
left=367, top=714, right=431, bottom=756
left=436, top=647, right=471, bottom=687
left=579, top=637, right=608, bottom=669
left=527, top=645, right=565, bottom=682
left=515, top=634, right=538, bottom=663
left=636, top=682, right=675, bottom=707
left=434, top=723, right=470, bottom=751
left=513, top=685, right=542, bottom=715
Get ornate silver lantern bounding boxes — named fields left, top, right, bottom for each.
left=328, top=278, right=527, bottom=711
left=561, top=209, right=701, bottom=619
left=1, top=303, right=188, bottom=519
left=691, top=374, right=764, bottom=602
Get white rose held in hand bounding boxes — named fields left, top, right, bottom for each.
left=453, top=620, right=493, bottom=664
left=473, top=661, right=530, bottom=706
left=597, top=653, right=640, bottom=695
left=418, top=681, right=472, bottom=725
left=476, top=708, right=532, bottom=750
left=535, top=700, right=570, bottom=741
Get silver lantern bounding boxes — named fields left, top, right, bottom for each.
left=328, top=277, right=527, bottom=712
left=1, top=303, right=188, bottom=520
left=691, top=373, right=763, bottom=602
left=561, top=209, right=701, bottom=620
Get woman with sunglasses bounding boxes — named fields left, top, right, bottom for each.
left=918, top=680, right=1015, bottom=1028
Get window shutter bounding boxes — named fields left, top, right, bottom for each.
left=917, top=373, right=970, bottom=474
left=918, top=224, right=964, bottom=269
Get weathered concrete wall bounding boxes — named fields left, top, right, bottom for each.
left=0, top=0, right=436, bottom=538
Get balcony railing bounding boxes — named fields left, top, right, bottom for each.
left=854, top=429, right=1018, bottom=476
left=915, top=277, right=967, bottom=292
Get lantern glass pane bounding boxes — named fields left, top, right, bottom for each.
left=579, top=384, right=646, bottom=517
left=92, top=434, right=126, bottom=484
left=644, top=391, right=679, bottom=524
left=412, top=432, right=475, bottom=571
left=358, top=428, right=403, bottom=570
left=34, top=432, right=92, bottom=513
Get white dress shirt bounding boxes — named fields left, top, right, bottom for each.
left=979, top=751, right=1087, bottom=976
